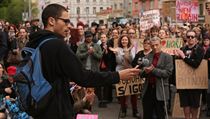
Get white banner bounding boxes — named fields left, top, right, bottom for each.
left=139, top=10, right=160, bottom=31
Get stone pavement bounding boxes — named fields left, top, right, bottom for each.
left=92, top=98, right=209, bottom=119
left=91, top=86, right=209, bottom=119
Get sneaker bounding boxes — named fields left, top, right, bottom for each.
left=133, top=112, right=141, bottom=118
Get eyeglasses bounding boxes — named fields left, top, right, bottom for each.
left=187, top=35, right=195, bottom=39
left=128, top=33, right=135, bottom=34
left=143, top=42, right=150, bottom=45
left=57, top=17, right=71, bottom=25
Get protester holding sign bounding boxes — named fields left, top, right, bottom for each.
left=175, top=30, right=204, bottom=119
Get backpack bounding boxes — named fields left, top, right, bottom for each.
left=13, top=36, right=56, bottom=116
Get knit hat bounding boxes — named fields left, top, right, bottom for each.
left=7, top=66, right=17, bottom=76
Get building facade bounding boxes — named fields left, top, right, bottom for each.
left=39, top=0, right=209, bottom=26
left=69, top=0, right=111, bottom=26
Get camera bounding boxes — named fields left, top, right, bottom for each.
left=137, top=57, right=150, bottom=69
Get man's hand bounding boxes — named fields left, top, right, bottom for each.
left=144, top=65, right=154, bottom=74
left=5, top=87, right=12, bottom=94
left=118, top=66, right=140, bottom=80
left=88, top=47, right=94, bottom=54
left=175, top=49, right=186, bottom=59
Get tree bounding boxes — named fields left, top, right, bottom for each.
left=0, top=0, right=24, bottom=25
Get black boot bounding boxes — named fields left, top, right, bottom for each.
left=133, top=109, right=141, bottom=118
left=120, top=108, right=126, bottom=118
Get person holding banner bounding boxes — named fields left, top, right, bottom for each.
left=175, top=30, right=204, bottom=119
left=140, top=36, right=173, bottom=119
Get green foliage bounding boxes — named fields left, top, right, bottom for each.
left=0, top=0, right=24, bottom=24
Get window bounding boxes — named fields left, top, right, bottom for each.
left=135, top=2, right=138, bottom=8
left=86, top=7, right=89, bottom=14
left=77, top=0, right=80, bottom=3
left=93, top=7, right=96, bottom=14
left=114, top=4, right=117, bottom=10
left=86, top=0, right=89, bottom=2
left=77, top=7, right=80, bottom=15
left=150, top=0, right=154, bottom=9
left=199, top=3, right=203, bottom=15
left=120, top=3, right=123, bottom=9
left=100, top=7, right=103, bottom=11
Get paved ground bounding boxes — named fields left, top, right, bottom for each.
left=92, top=98, right=209, bottom=119
left=91, top=86, right=210, bottom=119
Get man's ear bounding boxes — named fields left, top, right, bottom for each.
left=48, top=17, right=55, bottom=26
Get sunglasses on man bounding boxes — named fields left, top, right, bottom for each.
left=57, top=17, right=71, bottom=25
left=186, top=35, right=195, bottom=39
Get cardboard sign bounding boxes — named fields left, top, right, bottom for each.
left=172, top=93, right=201, bottom=118
left=161, top=38, right=183, bottom=55
left=139, top=10, right=160, bottom=31
left=138, top=38, right=183, bottom=55
left=176, top=0, right=199, bottom=22
left=76, top=114, right=98, bottom=119
left=175, top=60, right=208, bottom=89
left=115, top=76, right=144, bottom=97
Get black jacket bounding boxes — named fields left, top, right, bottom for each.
left=180, top=44, right=204, bottom=68
left=0, top=31, right=8, bottom=60
left=27, top=30, right=120, bottom=119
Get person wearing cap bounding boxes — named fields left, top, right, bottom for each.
left=0, top=63, right=16, bottom=118
left=29, top=19, right=41, bottom=34
left=76, top=31, right=102, bottom=112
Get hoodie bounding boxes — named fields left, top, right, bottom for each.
left=27, top=30, right=120, bottom=119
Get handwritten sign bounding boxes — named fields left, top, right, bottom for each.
left=176, top=0, right=199, bottom=22
left=138, top=38, right=183, bottom=55
left=115, top=76, right=144, bottom=97
left=161, top=38, right=183, bottom=55
left=175, top=60, right=208, bottom=89
left=140, top=10, right=160, bottom=31
left=76, top=114, right=98, bottom=119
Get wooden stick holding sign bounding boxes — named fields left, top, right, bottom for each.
left=115, top=76, right=144, bottom=97
left=175, top=59, right=208, bottom=89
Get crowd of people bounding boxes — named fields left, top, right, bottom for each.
left=0, top=3, right=210, bottom=119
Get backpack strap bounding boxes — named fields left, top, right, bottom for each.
left=22, top=37, right=56, bottom=54
left=37, top=37, right=57, bottom=49
left=22, top=47, right=35, bottom=54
